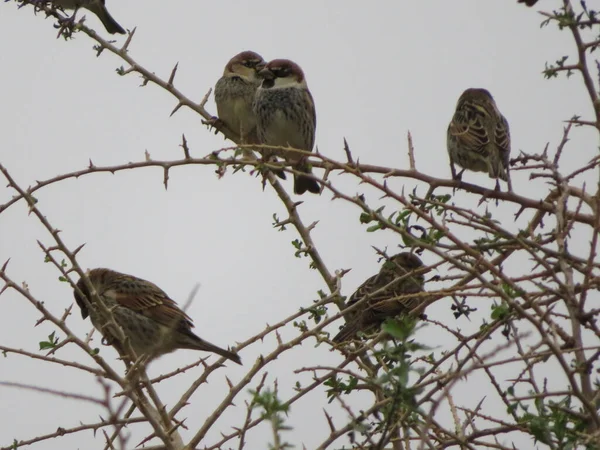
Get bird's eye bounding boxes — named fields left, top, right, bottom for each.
left=242, top=61, right=253, bottom=68
left=272, top=68, right=289, bottom=77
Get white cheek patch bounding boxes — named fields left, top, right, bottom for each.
left=272, top=76, right=300, bottom=88
left=231, top=66, right=256, bottom=81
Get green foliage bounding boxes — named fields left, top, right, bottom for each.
left=324, top=375, right=359, bottom=403
left=327, top=316, right=428, bottom=446
left=491, top=301, right=511, bottom=321
left=304, top=304, right=327, bottom=325
left=501, top=282, right=525, bottom=299
left=251, top=388, right=290, bottom=420
left=544, top=56, right=571, bottom=78
left=39, top=331, right=59, bottom=351
left=359, top=198, right=447, bottom=247
left=272, top=213, right=287, bottom=231
left=509, top=390, right=592, bottom=449
left=250, top=387, right=292, bottom=450
left=291, top=239, right=304, bottom=256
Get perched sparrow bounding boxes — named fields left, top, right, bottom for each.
left=447, top=88, right=512, bottom=191
left=254, top=59, right=320, bottom=195
left=74, top=268, right=241, bottom=365
left=333, top=253, right=426, bottom=343
left=52, top=0, right=125, bottom=35
left=214, top=51, right=265, bottom=145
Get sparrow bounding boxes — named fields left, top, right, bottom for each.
left=447, top=88, right=512, bottom=191
left=52, top=0, right=125, bottom=35
left=214, top=51, right=265, bottom=146
left=254, top=59, right=320, bottom=195
left=73, top=268, right=241, bottom=365
left=332, top=253, right=426, bottom=343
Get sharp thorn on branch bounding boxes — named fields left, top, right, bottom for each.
left=170, top=103, right=182, bottom=117
left=168, top=62, right=179, bottom=86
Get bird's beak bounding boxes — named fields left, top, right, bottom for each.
left=74, top=292, right=90, bottom=319
left=255, top=61, right=266, bottom=72
left=258, top=68, right=274, bottom=80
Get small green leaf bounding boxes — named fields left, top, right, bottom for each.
left=39, top=331, right=59, bottom=351
left=359, top=212, right=372, bottom=224
left=491, top=302, right=510, bottom=320
left=366, top=223, right=382, bottom=232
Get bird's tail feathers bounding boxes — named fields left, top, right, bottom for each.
left=332, top=322, right=360, bottom=344
left=86, top=3, right=125, bottom=34
left=489, top=161, right=508, bottom=182
left=182, top=334, right=242, bottom=365
left=273, top=168, right=287, bottom=180
left=486, top=150, right=509, bottom=182
left=294, top=165, right=320, bottom=195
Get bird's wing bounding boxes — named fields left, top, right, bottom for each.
left=112, top=276, right=195, bottom=331
left=334, top=274, right=422, bottom=343
left=345, top=272, right=382, bottom=309
left=366, top=280, right=422, bottom=318
left=306, top=88, right=317, bottom=148
left=495, top=114, right=511, bottom=164
left=448, top=103, right=490, bottom=155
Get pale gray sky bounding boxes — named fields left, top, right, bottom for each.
left=0, top=1, right=596, bottom=449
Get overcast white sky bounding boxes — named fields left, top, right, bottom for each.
left=0, top=1, right=597, bottom=449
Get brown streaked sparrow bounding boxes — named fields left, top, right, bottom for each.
left=254, top=58, right=320, bottom=195
left=333, top=253, right=426, bottom=343
left=447, top=88, right=512, bottom=191
left=215, top=51, right=265, bottom=146
left=74, top=268, right=241, bottom=365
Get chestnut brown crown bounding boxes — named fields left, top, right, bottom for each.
left=258, top=59, right=306, bottom=85
left=224, top=50, right=265, bottom=76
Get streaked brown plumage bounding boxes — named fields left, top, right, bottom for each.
left=74, top=268, right=241, bottom=365
left=52, top=0, right=125, bottom=34
left=447, top=88, right=512, bottom=191
left=333, top=253, right=426, bottom=343
left=215, top=51, right=265, bottom=145
left=254, top=59, right=320, bottom=195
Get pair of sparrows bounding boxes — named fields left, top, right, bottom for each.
left=51, top=0, right=125, bottom=35
left=214, top=51, right=320, bottom=196
left=72, top=253, right=426, bottom=364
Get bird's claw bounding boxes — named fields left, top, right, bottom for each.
left=54, top=13, right=79, bottom=38
left=203, top=116, right=223, bottom=135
